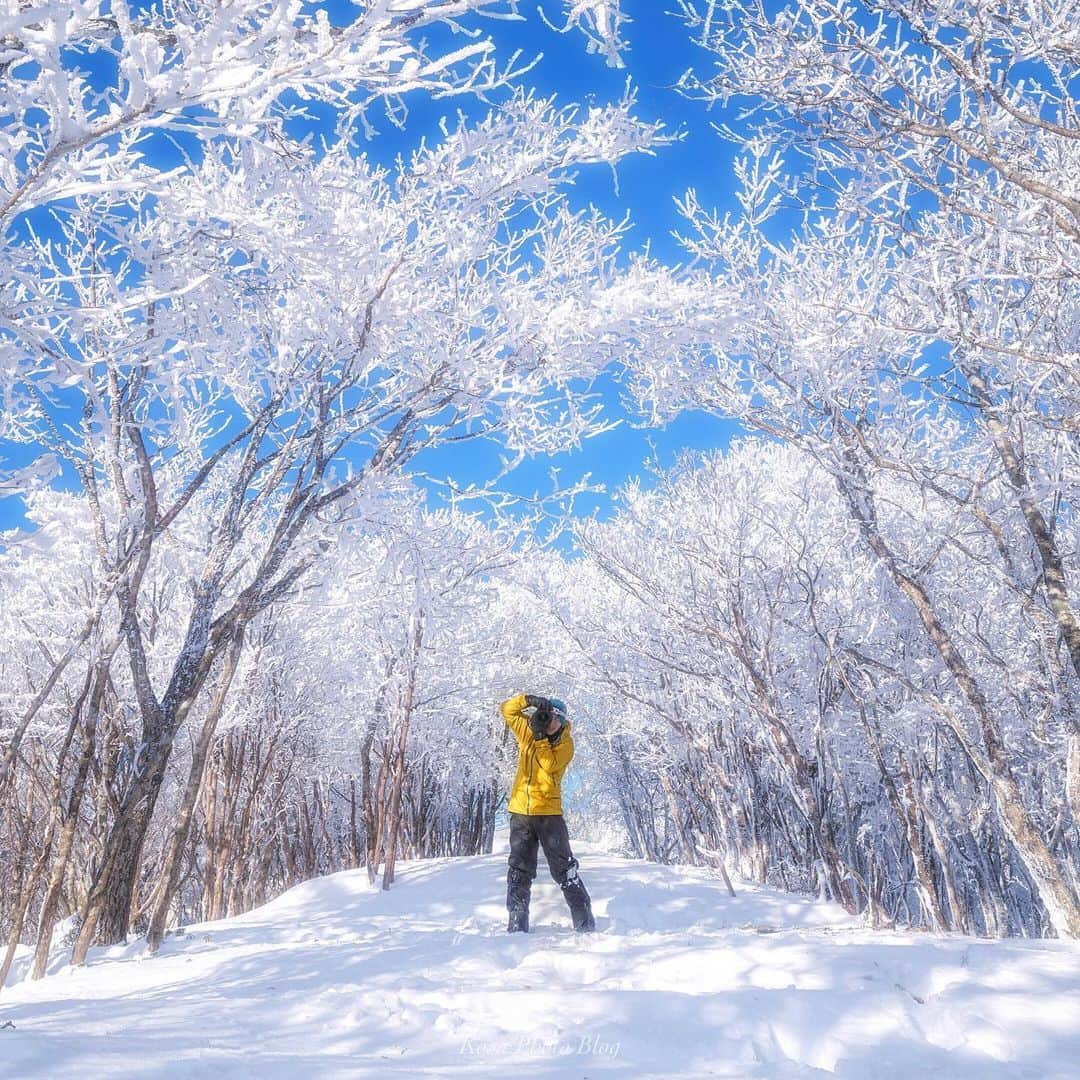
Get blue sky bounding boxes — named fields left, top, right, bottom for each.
left=392, top=4, right=743, bottom=520
left=0, top=3, right=743, bottom=534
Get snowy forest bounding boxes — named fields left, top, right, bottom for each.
left=2, top=0, right=1080, bottom=1020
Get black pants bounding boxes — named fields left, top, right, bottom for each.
left=506, top=813, right=594, bottom=931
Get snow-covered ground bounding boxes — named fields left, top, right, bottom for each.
left=2, top=841, right=1078, bottom=1079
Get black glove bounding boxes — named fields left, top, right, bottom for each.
left=529, top=705, right=552, bottom=741
left=530, top=711, right=551, bottom=741
left=525, top=694, right=549, bottom=740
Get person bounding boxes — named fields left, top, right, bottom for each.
left=500, top=692, right=596, bottom=933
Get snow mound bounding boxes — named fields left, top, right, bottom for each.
left=2, top=843, right=1078, bottom=1078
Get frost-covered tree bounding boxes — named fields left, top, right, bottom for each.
left=0, top=1, right=676, bottom=960
left=564, top=440, right=1080, bottom=934
left=616, top=0, right=1080, bottom=936
left=0, top=479, right=574, bottom=971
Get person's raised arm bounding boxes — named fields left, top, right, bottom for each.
left=533, top=724, right=574, bottom=776
left=501, top=692, right=545, bottom=746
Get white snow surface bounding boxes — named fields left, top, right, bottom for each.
left=3, top=840, right=1079, bottom=1079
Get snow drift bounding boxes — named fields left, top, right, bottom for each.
left=2, top=843, right=1078, bottom=1078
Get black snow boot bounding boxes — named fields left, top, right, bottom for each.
left=507, top=867, right=531, bottom=933
left=560, top=860, right=596, bottom=932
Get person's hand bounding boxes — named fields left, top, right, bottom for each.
left=525, top=694, right=551, bottom=740
left=529, top=705, right=552, bottom=741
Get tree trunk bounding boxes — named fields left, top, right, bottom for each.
left=348, top=779, right=361, bottom=870
left=896, top=752, right=949, bottom=931
left=1068, top=735, right=1080, bottom=830
left=854, top=702, right=947, bottom=929
left=146, top=630, right=244, bottom=954
left=919, top=779, right=971, bottom=934
left=31, top=670, right=108, bottom=979
left=967, top=367, right=1080, bottom=690
left=834, top=451, right=1080, bottom=936
left=71, top=728, right=173, bottom=963
left=731, top=600, right=857, bottom=912
left=382, top=616, right=424, bottom=891
left=0, top=790, right=43, bottom=990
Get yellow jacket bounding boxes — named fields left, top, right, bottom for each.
left=502, top=693, right=574, bottom=816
